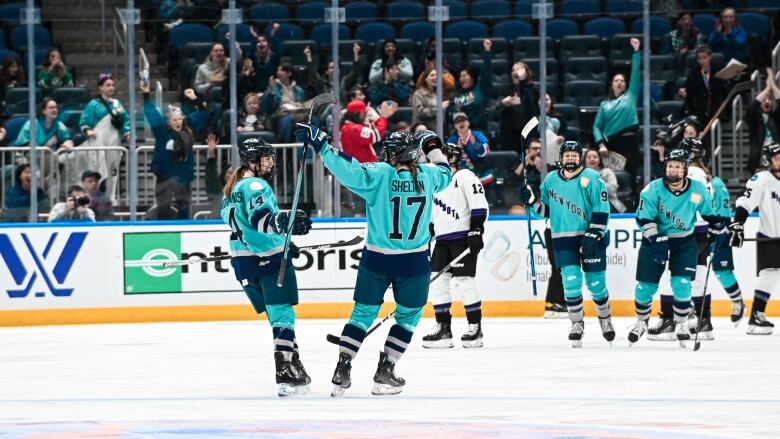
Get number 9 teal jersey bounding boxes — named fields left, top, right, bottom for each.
left=319, top=144, right=452, bottom=267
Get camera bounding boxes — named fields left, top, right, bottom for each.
left=655, top=115, right=699, bottom=147
left=72, top=195, right=91, bottom=207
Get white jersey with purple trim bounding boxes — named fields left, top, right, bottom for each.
left=432, top=169, right=489, bottom=240
left=735, top=171, right=780, bottom=238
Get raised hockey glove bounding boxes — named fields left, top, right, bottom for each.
left=728, top=222, right=745, bottom=248
left=467, top=228, right=484, bottom=255
left=649, top=235, right=669, bottom=265
left=269, top=209, right=312, bottom=235
left=580, top=228, right=602, bottom=258
left=707, top=222, right=728, bottom=247
left=518, top=184, right=536, bottom=207
left=295, top=122, right=329, bottom=153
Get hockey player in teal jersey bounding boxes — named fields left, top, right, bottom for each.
left=220, top=136, right=313, bottom=397
left=628, top=148, right=728, bottom=347
left=518, top=140, right=615, bottom=348
left=295, top=123, right=451, bottom=396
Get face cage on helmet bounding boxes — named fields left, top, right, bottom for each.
left=245, top=150, right=277, bottom=181
left=559, top=150, right=582, bottom=170
left=664, top=159, right=687, bottom=183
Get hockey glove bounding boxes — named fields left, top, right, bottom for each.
left=728, top=222, right=745, bottom=248
left=518, top=185, right=536, bottom=207
left=269, top=209, right=312, bottom=235
left=295, top=122, right=329, bottom=153
left=290, top=242, right=302, bottom=259
left=580, top=228, right=602, bottom=258
left=707, top=222, right=728, bottom=247
left=649, top=235, right=669, bottom=265
left=467, top=228, right=484, bottom=255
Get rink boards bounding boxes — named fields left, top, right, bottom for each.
left=0, top=215, right=774, bottom=326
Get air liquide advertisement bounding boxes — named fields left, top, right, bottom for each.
left=0, top=217, right=761, bottom=316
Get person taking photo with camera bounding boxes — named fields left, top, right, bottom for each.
left=48, top=185, right=95, bottom=222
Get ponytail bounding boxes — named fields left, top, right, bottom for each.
left=408, top=162, right=423, bottom=193
left=223, top=166, right=247, bottom=198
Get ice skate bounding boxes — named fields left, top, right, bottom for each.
left=461, top=323, right=484, bottom=348
left=422, top=322, right=454, bottom=349
left=568, top=320, right=585, bottom=348
left=330, top=352, right=352, bottom=397
left=543, top=302, right=567, bottom=319
left=731, top=300, right=746, bottom=326
left=647, top=315, right=675, bottom=341
left=675, top=322, right=691, bottom=348
left=274, top=352, right=309, bottom=397
left=598, top=317, right=615, bottom=345
left=746, top=311, right=774, bottom=335
left=690, top=317, right=714, bottom=341
left=291, top=352, right=311, bottom=385
left=371, top=352, right=405, bottom=395
left=628, top=320, right=648, bottom=346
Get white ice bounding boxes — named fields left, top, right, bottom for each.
left=1, top=317, right=779, bottom=438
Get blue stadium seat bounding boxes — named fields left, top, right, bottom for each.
left=400, top=22, right=435, bottom=43
left=445, top=20, right=488, bottom=43
left=563, top=80, right=604, bottom=107
left=169, top=24, right=212, bottom=49
left=738, top=12, right=770, bottom=38
left=267, top=23, right=304, bottom=42
left=3, top=116, right=27, bottom=144
left=52, top=87, right=90, bottom=112
left=0, top=29, right=6, bottom=49
left=693, top=14, right=716, bottom=38
left=585, top=17, right=626, bottom=41
left=554, top=103, right=580, bottom=127
left=250, top=2, right=289, bottom=23
left=0, top=48, right=19, bottom=65
left=546, top=19, right=578, bottom=43
left=33, top=47, right=47, bottom=67
left=564, top=56, right=608, bottom=82
left=467, top=37, right=509, bottom=61
left=295, top=2, right=327, bottom=22
left=744, top=0, right=780, bottom=10
left=655, top=100, right=684, bottom=123
left=559, top=35, right=602, bottom=64
left=355, top=22, right=395, bottom=45
left=0, top=3, right=24, bottom=27
left=559, top=0, right=600, bottom=17
left=310, top=23, right=351, bottom=45
left=344, top=2, right=379, bottom=22
left=524, top=58, right=559, bottom=83
left=4, top=87, right=41, bottom=115
left=492, top=20, right=533, bottom=41
left=604, top=0, right=642, bottom=15
left=386, top=1, right=425, bottom=21
left=443, top=0, right=468, bottom=20
left=649, top=54, right=677, bottom=84
left=471, top=0, right=512, bottom=20
left=609, top=34, right=641, bottom=66
left=280, top=40, right=318, bottom=68
left=514, top=37, right=554, bottom=61
left=216, top=23, right=255, bottom=48
left=10, top=25, right=51, bottom=51
left=514, top=0, right=534, bottom=18
left=630, top=16, right=672, bottom=39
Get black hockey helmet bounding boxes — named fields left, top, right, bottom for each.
left=763, top=143, right=780, bottom=163
left=664, top=147, right=690, bottom=165
left=239, top=135, right=276, bottom=179
left=441, top=142, right=464, bottom=167
left=679, top=137, right=705, bottom=162
left=559, top=140, right=584, bottom=171
left=413, top=129, right=443, bottom=153
left=380, top=132, right=419, bottom=164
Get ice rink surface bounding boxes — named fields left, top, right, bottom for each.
left=2, top=317, right=779, bottom=438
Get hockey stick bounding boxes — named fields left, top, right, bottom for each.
left=125, top=235, right=364, bottom=268
left=277, top=92, right=337, bottom=287
left=519, top=149, right=538, bottom=297
left=699, top=81, right=751, bottom=138
left=325, top=248, right=472, bottom=345
left=693, top=242, right=717, bottom=351
left=743, top=237, right=780, bottom=242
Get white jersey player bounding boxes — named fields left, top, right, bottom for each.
left=729, top=143, right=780, bottom=334
left=423, top=143, right=489, bottom=348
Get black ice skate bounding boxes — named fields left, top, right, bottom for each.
left=371, top=352, right=405, bottom=396
left=628, top=320, right=648, bottom=346
left=569, top=320, right=585, bottom=348
left=690, top=317, right=714, bottom=341
left=461, top=323, right=484, bottom=348
left=422, top=322, right=453, bottom=349
left=330, top=352, right=353, bottom=397
left=274, top=352, right=309, bottom=397
left=675, top=321, right=691, bottom=348
left=599, top=317, right=615, bottom=344
left=731, top=300, right=746, bottom=326
left=544, top=302, right=568, bottom=319
left=647, top=315, right=675, bottom=341
left=291, top=352, right=311, bottom=385
left=746, top=311, right=774, bottom=335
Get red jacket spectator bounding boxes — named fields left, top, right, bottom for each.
left=340, top=100, right=389, bottom=163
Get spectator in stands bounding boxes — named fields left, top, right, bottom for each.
left=395, top=121, right=411, bottom=133
left=746, top=67, right=780, bottom=174
left=0, top=58, right=24, bottom=111
left=369, top=39, right=413, bottom=86
left=448, top=39, right=494, bottom=132
left=368, top=60, right=411, bottom=107
left=13, top=98, right=74, bottom=151
left=652, top=119, right=700, bottom=179
left=584, top=148, right=625, bottom=213
left=1, top=163, right=49, bottom=222
left=341, top=99, right=394, bottom=163
left=78, top=73, right=130, bottom=200
left=237, top=93, right=265, bottom=132
left=160, top=0, right=193, bottom=31
left=194, top=43, right=230, bottom=95
left=416, top=50, right=456, bottom=99
left=48, top=185, right=95, bottom=222
left=708, top=7, right=748, bottom=64
left=81, top=170, right=114, bottom=221
left=250, top=24, right=281, bottom=92
left=37, top=48, right=74, bottom=96
left=525, top=93, right=568, bottom=165
left=593, top=38, right=642, bottom=188
left=221, top=58, right=257, bottom=106
left=205, top=133, right=232, bottom=219
left=342, top=43, right=368, bottom=99
left=663, top=12, right=704, bottom=70
left=413, top=123, right=429, bottom=133
left=447, top=112, right=490, bottom=173
left=681, top=45, right=726, bottom=129
left=412, top=68, right=440, bottom=130
left=303, top=45, right=335, bottom=100
left=495, top=61, right=539, bottom=152
left=261, top=62, right=305, bottom=143
left=512, top=137, right=543, bottom=193
left=141, top=80, right=208, bottom=220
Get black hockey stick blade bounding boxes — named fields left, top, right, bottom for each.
left=303, top=234, right=363, bottom=251
left=326, top=334, right=340, bottom=344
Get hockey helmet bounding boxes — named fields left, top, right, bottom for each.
left=239, top=135, right=276, bottom=179
left=380, top=132, right=419, bottom=164
left=663, top=147, right=689, bottom=184
left=441, top=143, right=465, bottom=168
left=414, top=130, right=443, bottom=153
left=763, top=143, right=780, bottom=163
left=559, top=140, right=584, bottom=171
left=679, top=137, right=706, bottom=162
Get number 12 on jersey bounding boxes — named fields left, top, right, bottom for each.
left=389, top=195, right=426, bottom=240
